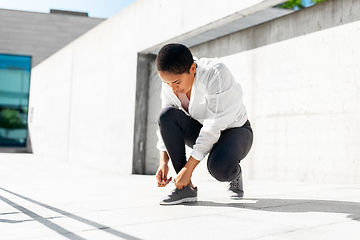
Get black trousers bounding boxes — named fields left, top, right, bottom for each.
left=157, top=107, right=253, bottom=182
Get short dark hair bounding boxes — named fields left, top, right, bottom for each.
left=156, top=43, right=193, bottom=74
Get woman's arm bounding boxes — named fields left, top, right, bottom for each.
left=191, top=62, right=244, bottom=161
left=174, top=156, right=200, bottom=189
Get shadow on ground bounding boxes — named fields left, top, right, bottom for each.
left=178, top=198, right=360, bottom=221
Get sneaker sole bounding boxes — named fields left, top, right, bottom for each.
left=228, top=196, right=244, bottom=200
left=160, top=196, right=197, bottom=205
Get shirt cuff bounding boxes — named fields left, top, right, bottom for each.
left=156, top=129, right=167, bottom=152
left=191, top=150, right=205, bottom=161
left=157, top=143, right=167, bottom=152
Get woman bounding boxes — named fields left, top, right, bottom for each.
left=155, top=43, right=253, bottom=205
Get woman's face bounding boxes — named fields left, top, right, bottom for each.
left=158, top=63, right=196, bottom=95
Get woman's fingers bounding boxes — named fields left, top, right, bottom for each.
left=165, top=176, right=172, bottom=183
left=156, top=171, right=173, bottom=187
left=156, top=171, right=162, bottom=182
left=158, top=182, right=166, bottom=187
left=157, top=177, right=172, bottom=187
left=174, top=180, right=184, bottom=190
left=156, top=171, right=165, bottom=187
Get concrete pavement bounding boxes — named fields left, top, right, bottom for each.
left=0, top=153, right=360, bottom=240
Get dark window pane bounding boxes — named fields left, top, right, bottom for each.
left=0, top=54, right=31, bottom=147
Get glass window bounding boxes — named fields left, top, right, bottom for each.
left=0, top=54, right=31, bottom=147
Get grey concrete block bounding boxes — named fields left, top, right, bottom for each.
left=0, top=8, right=105, bottom=67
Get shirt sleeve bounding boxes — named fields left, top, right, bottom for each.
left=191, top=62, right=243, bottom=161
left=160, top=83, right=175, bottom=108
left=156, top=83, right=174, bottom=152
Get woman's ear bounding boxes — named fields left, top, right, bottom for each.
left=190, top=62, right=196, bottom=74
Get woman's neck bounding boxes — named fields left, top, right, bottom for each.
left=186, top=89, right=192, bottom=99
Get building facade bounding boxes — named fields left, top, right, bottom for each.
left=28, top=0, right=360, bottom=184
left=0, top=8, right=105, bottom=151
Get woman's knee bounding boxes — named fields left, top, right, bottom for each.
left=157, top=107, right=178, bottom=126
left=207, top=159, right=239, bottom=182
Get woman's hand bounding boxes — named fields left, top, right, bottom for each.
left=174, top=167, right=192, bottom=190
left=156, top=163, right=171, bottom=187
left=156, top=151, right=171, bottom=187
left=174, top=156, right=200, bottom=190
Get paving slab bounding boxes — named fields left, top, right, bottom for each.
left=0, top=153, right=360, bottom=240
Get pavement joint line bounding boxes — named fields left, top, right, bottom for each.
left=0, top=187, right=143, bottom=240
left=0, top=193, right=87, bottom=240
left=0, top=211, right=20, bottom=215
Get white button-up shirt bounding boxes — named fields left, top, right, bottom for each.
left=157, top=57, right=248, bottom=161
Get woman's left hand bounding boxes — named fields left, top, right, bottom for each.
left=174, top=156, right=200, bottom=190
left=174, top=167, right=192, bottom=190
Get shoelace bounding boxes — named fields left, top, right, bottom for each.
left=230, top=177, right=240, bottom=189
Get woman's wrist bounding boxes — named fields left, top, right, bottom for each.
left=184, top=156, right=200, bottom=172
left=159, top=151, right=169, bottom=165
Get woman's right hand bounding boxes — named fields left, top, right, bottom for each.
left=156, top=163, right=171, bottom=187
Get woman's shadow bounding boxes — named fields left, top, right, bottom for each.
left=180, top=198, right=360, bottom=221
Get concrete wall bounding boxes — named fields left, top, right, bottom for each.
left=149, top=0, right=360, bottom=184
left=213, top=0, right=360, bottom=185
left=29, top=0, right=360, bottom=184
left=29, top=0, right=278, bottom=174
left=0, top=9, right=105, bottom=67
